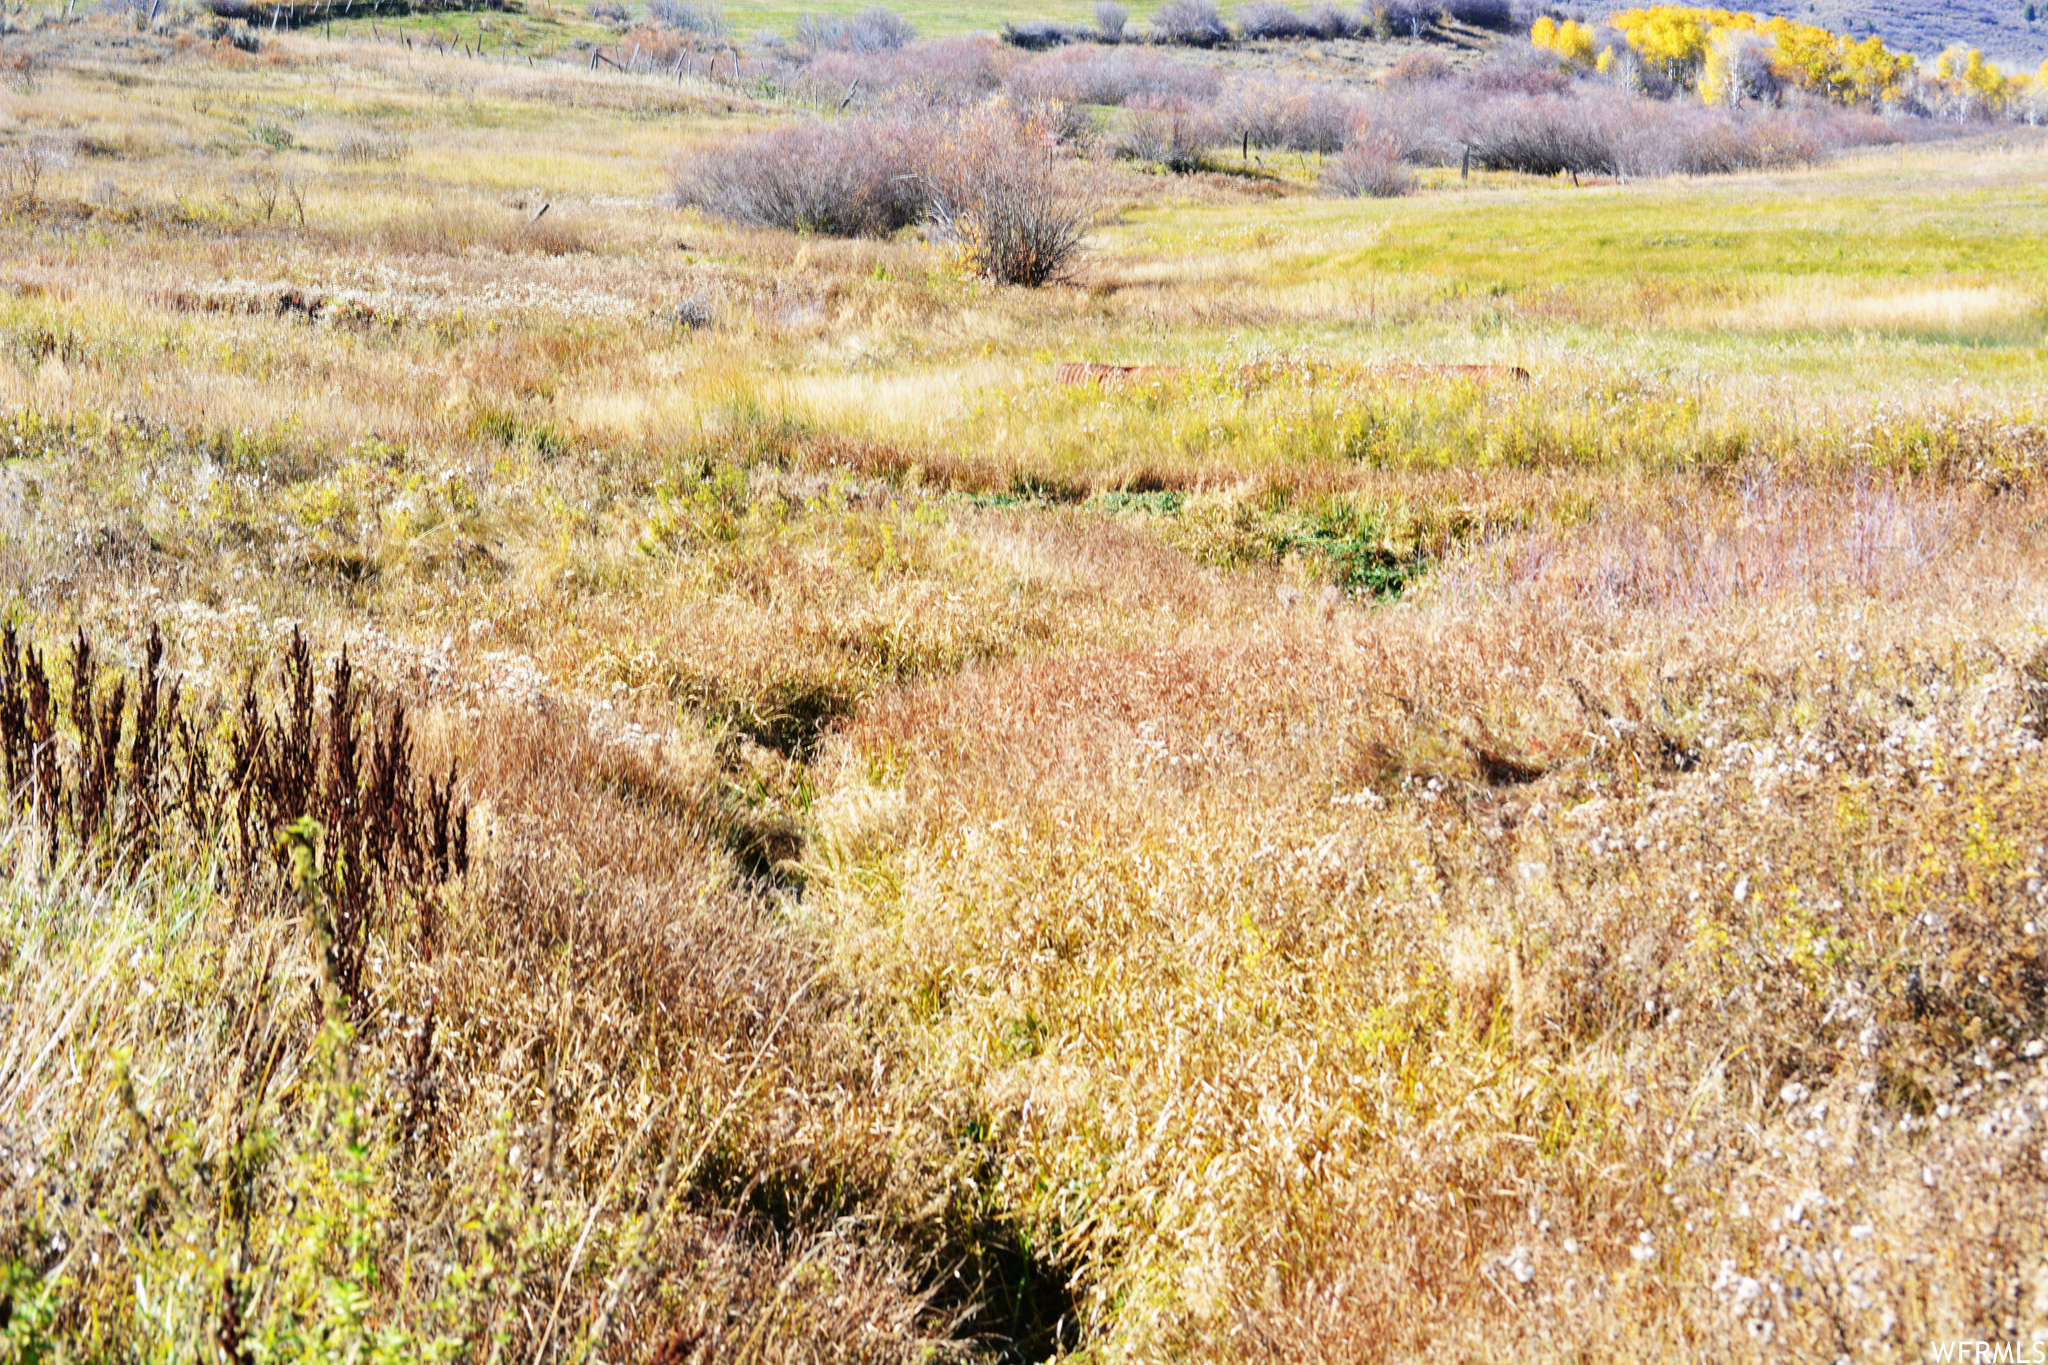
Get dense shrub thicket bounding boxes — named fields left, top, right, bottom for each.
left=684, top=7, right=1994, bottom=227
left=1148, top=0, right=1234, bottom=46
left=673, top=102, right=1097, bottom=285
left=1372, top=74, right=1914, bottom=177
left=1321, top=122, right=1413, bottom=194
left=974, top=0, right=1523, bottom=46
left=673, top=116, right=928, bottom=236
left=796, top=4, right=916, bottom=52
left=1004, top=43, right=1223, bottom=104
left=650, top=0, right=726, bottom=38
left=922, top=103, right=1096, bottom=285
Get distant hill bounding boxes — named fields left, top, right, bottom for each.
left=1603, top=1, right=2048, bottom=70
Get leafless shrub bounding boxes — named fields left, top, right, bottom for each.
left=1324, top=122, right=1413, bottom=195
left=1633, top=103, right=1765, bottom=174
left=1366, top=85, right=1898, bottom=179
left=236, top=165, right=293, bottom=223
left=1095, top=0, right=1127, bottom=41
left=1007, top=44, right=1221, bottom=105
left=659, top=295, right=717, bottom=329
left=672, top=101, right=1095, bottom=284
left=0, top=139, right=52, bottom=204
left=800, top=37, right=1008, bottom=107
left=1369, top=80, right=1466, bottom=160
left=650, top=0, right=726, bottom=37
left=1468, top=43, right=1574, bottom=95
left=798, top=5, right=915, bottom=53
left=673, top=115, right=925, bottom=236
left=1375, top=0, right=1440, bottom=37
left=1793, top=106, right=1911, bottom=154
left=1046, top=96, right=1097, bottom=143
left=1461, top=92, right=1619, bottom=175
left=619, top=24, right=690, bottom=66
left=1149, top=0, right=1232, bottom=47
left=851, top=5, right=919, bottom=48
left=1236, top=0, right=1361, bottom=40
left=1215, top=77, right=1358, bottom=151
left=1114, top=94, right=1214, bottom=170
left=794, top=10, right=835, bottom=49
left=923, top=102, right=1095, bottom=286
left=1235, top=1, right=1315, bottom=39
left=587, top=0, right=627, bottom=23
left=1002, top=18, right=1090, bottom=48
left=1443, top=0, right=1513, bottom=29
left=1385, top=48, right=1452, bottom=85
left=1303, top=3, right=1363, bottom=37
left=1616, top=98, right=1837, bottom=175
left=331, top=127, right=410, bottom=165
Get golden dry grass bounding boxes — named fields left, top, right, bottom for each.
left=0, top=10, right=2046, bottom=1363
left=808, top=478, right=2048, bottom=1355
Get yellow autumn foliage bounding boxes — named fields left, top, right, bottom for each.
left=1530, top=15, right=1599, bottom=65
left=1596, top=7, right=1916, bottom=105
left=1933, top=45, right=2018, bottom=113
left=1610, top=5, right=1713, bottom=79
left=1698, top=29, right=1754, bottom=105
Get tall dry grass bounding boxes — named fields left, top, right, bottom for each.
left=0, top=19, right=2045, bottom=1361
left=0, top=656, right=974, bottom=1358
left=805, top=474, right=2048, bottom=1356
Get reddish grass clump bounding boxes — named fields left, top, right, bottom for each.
left=0, top=624, right=467, bottom=1014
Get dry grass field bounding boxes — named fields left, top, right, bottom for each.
left=2, top=7, right=2048, bottom=1362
